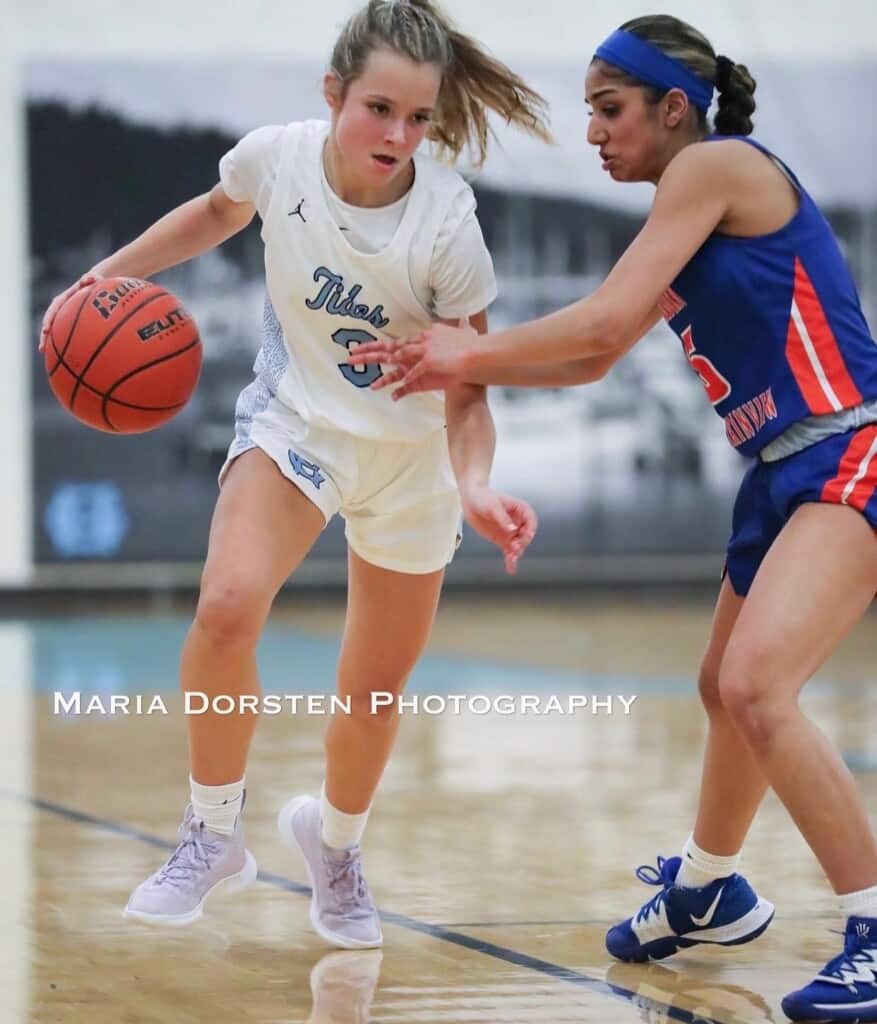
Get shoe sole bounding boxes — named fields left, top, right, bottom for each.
left=277, top=796, right=383, bottom=950
left=781, top=993, right=877, bottom=1022
left=609, top=898, right=776, bottom=963
left=122, top=849, right=258, bottom=927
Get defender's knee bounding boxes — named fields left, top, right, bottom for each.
left=718, top=654, right=796, bottom=753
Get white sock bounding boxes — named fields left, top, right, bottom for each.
left=189, top=775, right=244, bottom=837
left=320, top=782, right=370, bottom=850
left=675, top=834, right=741, bottom=889
left=839, top=884, right=877, bottom=920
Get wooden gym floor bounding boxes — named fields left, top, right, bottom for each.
left=2, top=592, right=877, bottom=1022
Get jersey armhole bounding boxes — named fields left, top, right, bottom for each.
left=711, top=137, right=803, bottom=239
left=766, top=154, right=802, bottom=198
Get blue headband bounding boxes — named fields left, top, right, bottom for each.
left=594, top=29, right=715, bottom=113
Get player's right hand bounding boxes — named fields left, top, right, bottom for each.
left=350, top=319, right=479, bottom=400
left=39, top=272, right=103, bottom=352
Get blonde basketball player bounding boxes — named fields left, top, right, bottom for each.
left=41, top=0, right=549, bottom=948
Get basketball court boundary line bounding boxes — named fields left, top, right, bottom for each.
left=7, top=790, right=737, bottom=1024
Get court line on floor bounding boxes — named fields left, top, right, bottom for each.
left=437, top=918, right=607, bottom=927
left=11, top=791, right=736, bottom=1024
left=437, top=911, right=823, bottom=926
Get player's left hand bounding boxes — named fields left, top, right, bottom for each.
left=460, top=485, right=537, bottom=575
left=348, top=319, right=480, bottom=400
left=39, top=272, right=102, bottom=352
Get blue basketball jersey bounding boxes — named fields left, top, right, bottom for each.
left=658, top=136, right=877, bottom=458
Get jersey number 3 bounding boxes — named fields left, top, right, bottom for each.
left=681, top=326, right=731, bottom=405
left=333, top=328, right=383, bottom=388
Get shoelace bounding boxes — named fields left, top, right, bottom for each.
left=633, top=856, right=672, bottom=924
left=324, top=850, right=369, bottom=912
left=155, top=820, right=221, bottom=889
left=819, top=933, right=877, bottom=989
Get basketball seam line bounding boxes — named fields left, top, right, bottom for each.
left=101, top=337, right=201, bottom=431
left=48, top=333, right=191, bottom=411
left=47, top=334, right=190, bottom=414
left=47, top=281, right=101, bottom=379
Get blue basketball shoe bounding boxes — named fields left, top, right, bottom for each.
left=606, top=855, right=775, bottom=962
left=782, top=916, right=877, bottom=1022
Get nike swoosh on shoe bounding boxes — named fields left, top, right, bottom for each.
left=690, top=886, right=725, bottom=928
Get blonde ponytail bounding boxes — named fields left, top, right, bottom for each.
left=330, top=0, right=552, bottom=165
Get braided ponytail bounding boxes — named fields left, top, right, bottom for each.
left=713, top=55, right=757, bottom=136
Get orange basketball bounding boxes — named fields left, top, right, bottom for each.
left=44, top=277, right=203, bottom=434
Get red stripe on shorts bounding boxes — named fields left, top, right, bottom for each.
left=821, top=425, right=877, bottom=511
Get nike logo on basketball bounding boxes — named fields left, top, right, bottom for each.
left=690, top=887, right=724, bottom=928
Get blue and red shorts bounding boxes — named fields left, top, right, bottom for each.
left=725, top=424, right=877, bottom=596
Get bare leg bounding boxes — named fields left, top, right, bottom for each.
left=692, top=578, right=769, bottom=854
left=183, top=449, right=325, bottom=784
left=719, top=503, right=877, bottom=893
left=324, top=549, right=445, bottom=813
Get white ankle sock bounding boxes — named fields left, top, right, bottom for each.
left=839, top=884, right=877, bottom=920
left=675, top=834, right=741, bottom=889
left=320, top=783, right=370, bottom=850
left=190, top=775, right=244, bottom=836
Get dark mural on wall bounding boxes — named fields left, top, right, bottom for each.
left=27, top=92, right=875, bottom=568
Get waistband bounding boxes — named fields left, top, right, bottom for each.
left=758, top=398, right=877, bottom=462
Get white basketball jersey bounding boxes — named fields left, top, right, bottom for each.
left=234, top=120, right=489, bottom=442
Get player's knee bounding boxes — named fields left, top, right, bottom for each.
left=194, top=579, right=266, bottom=647
left=718, top=652, right=764, bottom=720
left=697, top=661, right=723, bottom=714
left=717, top=653, right=793, bottom=748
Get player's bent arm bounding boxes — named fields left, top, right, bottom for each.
left=91, top=183, right=256, bottom=280
left=443, top=311, right=495, bottom=491
left=565, top=306, right=663, bottom=382
left=463, top=361, right=597, bottom=387
left=463, top=308, right=662, bottom=387
left=462, top=145, right=731, bottom=376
